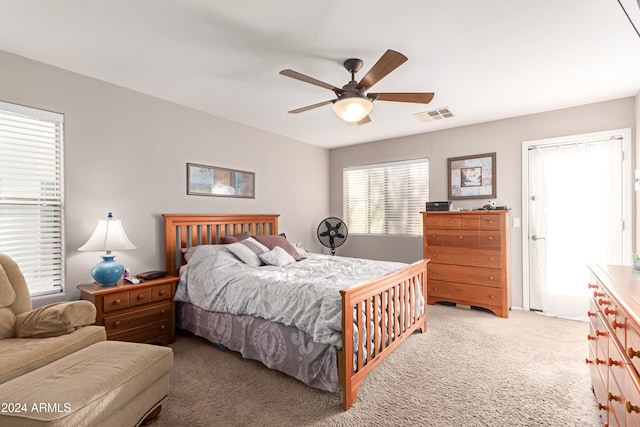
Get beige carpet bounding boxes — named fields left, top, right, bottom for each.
left=155, top=304, right=601, bottom=426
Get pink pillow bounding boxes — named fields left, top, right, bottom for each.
left=253, top=235, right=302, bottom=261
left=222, top=232, right=251, bottom=244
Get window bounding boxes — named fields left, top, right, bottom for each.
left=344, top=158, right=429, bottom=236
left=0, top=101, right=64, bottom=296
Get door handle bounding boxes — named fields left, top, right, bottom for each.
left=531, top=235, right=546, bottom=241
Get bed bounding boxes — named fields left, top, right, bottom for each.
left=163, top=213, right=428, bottom=410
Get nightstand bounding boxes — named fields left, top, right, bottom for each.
left=78, top=275, right=178, bottom=345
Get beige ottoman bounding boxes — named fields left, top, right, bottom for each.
left=0, top=341, right=173, bottom=427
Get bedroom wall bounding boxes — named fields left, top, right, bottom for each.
left=330, top=97, right=636, bottom=310
left=0, top=50, right=329, bottom=306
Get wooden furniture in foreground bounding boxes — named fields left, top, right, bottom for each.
left=422, top=210, right=509, bottom=318
left=587, top=264, right=640, bottom=426
left=78, top=275, right=178, bottom=345
left=163, top=213, right=428, bottom=410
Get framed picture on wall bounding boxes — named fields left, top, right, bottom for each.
left=448, top=152, right=496, bottom=200
left=187, top=163, right=255, bottom=198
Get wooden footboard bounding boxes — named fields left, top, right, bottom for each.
left=338, top=258, right=428, bottom=410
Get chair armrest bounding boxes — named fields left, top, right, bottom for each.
left=15, top=301, right=97, bottom=338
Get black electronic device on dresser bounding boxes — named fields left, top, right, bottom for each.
left=425, top=201, right=453, bottom=211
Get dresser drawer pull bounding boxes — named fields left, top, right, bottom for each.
left=488, top=257, right=495, bottom=262
left=609, top=392, right=621, bottom=403
left=598, top=298, right=609, bottom=306
left=160, top=325, right=166, bottom=331
left=587, top=283, right=598, bottom=289
left=585, top=358, right=593, bottom=364
left=612, top=320, right=624, bottom=329
left=587, top=311, right=596, bottom=317
left=158, top=290, right=166, bottom=296
left=597, top=402, right=608, bottom=411
left=627, top=400, right=640, bottom=414
left=628, top=347, right=640, bottom=359
left=458, top=235, right=463, bottom=240
left=137, top=294, right=145, bottom=300
left=432, top=287, right=438, bottom=291
left=604, top=307, right=617, bottom=316
left=113, top=299, right=122, bottom=305
left=596, top=358, right=606, bottom=365
left=593, top=291, right=605, bottom=298
left=596, top=330, right=607, bottom=337
left=114, top=321, right=121, bottom=327
left=588, top=334, right=597, bottom=341
left=608, top=358, right=622, bottom=367
left=487, top=236, right=494, bottom=241
left=160, top=309, right=167, bottom=315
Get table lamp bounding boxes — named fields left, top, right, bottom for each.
left=78, top=212, right=137, bottom=285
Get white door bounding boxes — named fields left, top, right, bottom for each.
left=524, top=130, right=630, bottom=321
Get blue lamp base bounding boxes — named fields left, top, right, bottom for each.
left=91, top=255, right=125, bottom=286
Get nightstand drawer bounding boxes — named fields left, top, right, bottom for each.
left=151, top=284, right=172, bottom=301
left=108, top=321, right=171, bottom=344
left=104, top=291, right=130, bottom=312
left=130, top=288, right=152, bottom=307
left=104, top=301, right=172, bottom=334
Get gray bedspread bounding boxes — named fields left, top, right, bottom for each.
left=175, top=245, right=408, bottom=348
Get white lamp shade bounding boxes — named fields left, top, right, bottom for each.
left=78, top=218, right=137, bottom=252
left=332, top=97, right=373, bottom=123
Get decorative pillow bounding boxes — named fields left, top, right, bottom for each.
left=0, top=307, right=16, bottom=339
left=15, top=301, right=97, bottom=338
left=259, top=246, right=296, bottom=267
left=253, top=235, right=302, bottom=261
left=227, top=237, right=269, bottom=267
left=222, top=233, right=251, bottom=244
left=292, top=242, right=309, bottom=259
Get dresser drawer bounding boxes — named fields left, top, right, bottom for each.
left=627, top=321, right=640, bottom=374
left=104, top=291, right=130, bottom=313
left=425, top=246, right=501, bottom=269
left=151, top=284, right=172, bottom=301
left=480, top=230, right=501, bottom=248
left=104, top=301, right=172, bottom=334
left=481, top=214, right=503, bottom=230
left=460, top=215, right=480, bottom=229
left=441, top=230, right=481, bottom=247
left=424, top=215, right=444, bottom=229
left=129, top=288, right=152, bottom=307
left=428, top=263, right=502, bottom=288
left=428, top=280, right=503, bottom=307
left=108, top=321, right=171, bottom=344
left=442, top=216, right=461, bottom=229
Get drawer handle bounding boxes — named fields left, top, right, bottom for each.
left=114, top=321, right=121, bottom=327
left=487, top=236, right=494, bottom=241
left=609, top=392, right=621, bottom=403
left=598, top=298, right=609, bottom=306
left=137, top=294, right=145, bottom=300
left=432, top=287, right=438, bottom=291
left=431, top=270, right=438, bottom=275
left=608, top=357, right=622, bottom=367
left=597, top=402, right=608, bottom=411
left=628, top=347, right=640, bottom=359
left=113, top=299, right=121, bottom=305
left=596, top=358, right=607, bottom=365
left=612, top=320, right=624, bottom=329
left=488, top=276, right=495, bottom=281
left=158, top=290, right=166, bottom=296
left=458, top=235, right=463, bottom=240
left=585, top=358, right=593, bottom=364
left=160, top=309, right=167, bottom=315
left=587, top=283, right=598, bottom=289
left=587, top=311, right=596, bottom=317
left=160, top=325, right=166, bottom=331
left=627, top=400, right=640, bottom=414
left=604, top=307, right=616, bottom=316
left=488, top=257, right=495, bottom=261
left=588, top=334, right=597, bottom=341
left=593, top=291, right=604, bottom=298
left=596, top=330, right=607, bottom=337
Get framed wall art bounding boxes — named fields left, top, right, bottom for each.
left=447, top=152, right=496, bottom=200
left=187, top=163, right=255, bottom=198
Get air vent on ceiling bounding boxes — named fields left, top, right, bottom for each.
left=414, top=107, right=455, bottom=122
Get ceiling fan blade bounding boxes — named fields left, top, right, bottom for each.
left=356, top=49, right=408, bottom=90
left=287, top=99, right=334, bottom=114
left=368, top=92, right=434, bottom=104
left=279, top=69, right=343, bottom=94
left=357, top=115, right=372, bottom=125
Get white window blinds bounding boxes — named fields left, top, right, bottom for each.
left=344, top=158, right=429, bottom=236
left=0, top=101, right=64, bottom=296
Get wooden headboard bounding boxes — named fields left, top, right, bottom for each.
left=163, top=214, right=280, bottom=277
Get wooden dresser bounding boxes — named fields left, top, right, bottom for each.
left=422, top=210, right=509, bottom=318
left=587, top=264, right=640, bottom=426
left=78, top=275, right=178, bottom=345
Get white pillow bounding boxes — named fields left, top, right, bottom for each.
left=259, top=246, right=296, bottom=267
left=227, top=237, right=269, bottom=267
left=292, top=242, right=309, bottom=259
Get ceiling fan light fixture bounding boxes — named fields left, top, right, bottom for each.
left=332, top=96, right=373, bottom=123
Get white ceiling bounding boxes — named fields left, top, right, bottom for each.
left=0, top=1, right=639, bottom=149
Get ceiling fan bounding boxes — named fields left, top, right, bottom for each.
left=279, top=49, right=434, bottom=125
